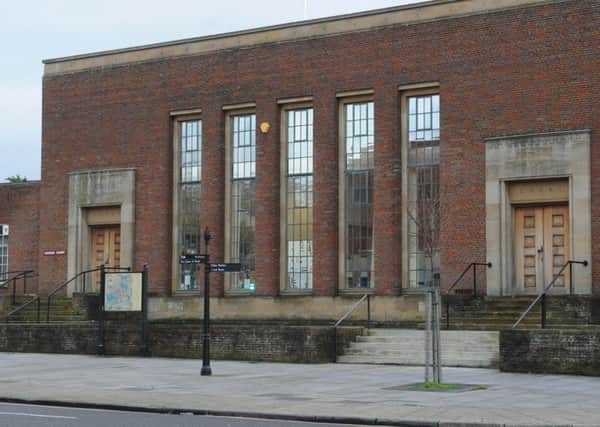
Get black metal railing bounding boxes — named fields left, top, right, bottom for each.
left=512, top=260, right=588, bottom=329
left=4, top=266, right=129, bottom=323
left=1, top=270, right=36, bottom=304
left=4, top=295, right=41, bottom=323
left=46, top=266, right=130, bottom=322
left=444, top=262, right=492, bottom=329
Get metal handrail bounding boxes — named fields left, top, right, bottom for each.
left=4, top=295, right=41, bottom=323
left=47, top=266, right=130, bottom=322
left=0, top=270, right=36, bottom=305
left=334, top=293, right=371, bottom=328
left=0, top=269, right=35, bottom=287
left=4, top=266, right=129, bottom=323
left=512, top=259, right=588, bottom=329
left=445, top=262, right=492, bottom=296
left=444, top=262, right=491, bottom=329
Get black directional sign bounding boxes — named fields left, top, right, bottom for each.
left=209, top=263, right=242, bottom=272
left=179, top=254, right=208, bottom=264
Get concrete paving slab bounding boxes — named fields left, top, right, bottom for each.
left=0, top=353, right=598, bottom=426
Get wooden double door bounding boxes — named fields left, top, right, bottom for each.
left=514, top=205, right=569, bottom=294
left=90, top=225, right=121, bottom=290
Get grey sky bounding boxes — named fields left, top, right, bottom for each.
left=0, top=0, right=423, bottom=182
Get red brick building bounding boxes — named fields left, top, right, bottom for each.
left=2, top=0, right=599, bottom=322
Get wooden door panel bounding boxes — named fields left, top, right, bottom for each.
left=514, top=207, right=544, bottom=294
left=89, top=226, right=121, bottom=291
left=543, top=206, right=569, bottom=292
left=514, top=205, right=569, bottom=295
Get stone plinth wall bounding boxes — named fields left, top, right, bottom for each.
left=546, top=296, right=600, bottom=327
left=500, top=329, right=600, bottom=376
left=0, top=322, right=362, bottom=363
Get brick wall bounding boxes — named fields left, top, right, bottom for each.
left=0, top=322, right=363, bottom=363
left=500, top=329, right=600, bottom=376
left=0, top=182, right=40, bottom=294
left=39, top=0, right=600, bottom=296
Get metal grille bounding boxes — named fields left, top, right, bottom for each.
left=230, top=114, right=256, bottom=290
left=407, top=94, right=440, bottom=288
left=0, top=235, right=7, bottom=284
left=286, top=108, right=313, bottom=290
left=178, top=119, right=202, bottom=290
left=344, top=101, right=374, bottom=288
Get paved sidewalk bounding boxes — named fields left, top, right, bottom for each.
left=0, top=353, right=598, bottom=426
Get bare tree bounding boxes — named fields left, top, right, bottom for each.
left=407, top=170, right=448, bottom=384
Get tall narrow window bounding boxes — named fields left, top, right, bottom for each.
left=0, top=228, right=8, bottom=284
left=344, top=101, right=375, bottom=288
left=177, top=119, right=202, bottom=290
left=229, top=114, right=256, bottom=290
left=285, top=108, right=313, bottom=290
left=407, top=93, right=440, bottom=288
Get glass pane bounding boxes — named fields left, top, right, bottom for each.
left=345, top=170, right=374, bottom=288
left=178, top=183, right=201, bottom=290
left=0, top=236, right=8, bottom=283
left=285, top=108, right=314, bottom=290
left=179, top=120, right=202, bottom=183
left=408, top=94, right=440, bottom=142
left=230, top=179, right=256, bottom=290
left=177, top=119, right=202, bottom=290
left=407, top=94, right=440, bottom=288
left=345, top=101, right=374, bottom=171
left=232, top=114, right=256, bottom=179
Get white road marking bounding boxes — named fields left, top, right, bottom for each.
left=0, top=411, right=77, bottom=419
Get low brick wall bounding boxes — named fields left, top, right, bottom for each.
left=500, top=329, right=600, bottom=376
left=0, top=322, right=363, bottom=363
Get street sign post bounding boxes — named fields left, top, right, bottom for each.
left=177, top=231, right=244, bottom=376
left=209, top=263, right=242, bottom=272
left=179, top=254, right=208, bottom=264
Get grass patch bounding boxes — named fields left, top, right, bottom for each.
left=385, top=382, right=487, bottom=393
left=420, top=382, right=466, bottom=390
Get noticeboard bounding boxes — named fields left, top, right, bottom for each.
left=104, top=272, right=143, bottom=312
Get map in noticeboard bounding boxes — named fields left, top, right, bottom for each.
left=105, top=272, right=142, bottom=312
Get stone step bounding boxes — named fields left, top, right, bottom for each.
left=356, top=337, right=499, bottom=346
left=2, top=296, right=86, bottom=323
left=341, top=346, right=499, bottom=356
left=343, top=350, right=499, bottom=361
left=367, top=329, right=501, bottom=340
left=337, top=355, right=497, bottom=368
left=339, top=328, right=499, bottom=368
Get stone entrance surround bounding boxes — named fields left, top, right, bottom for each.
left=67, top=169, right=136, bottom=295
left=485, top=130, right=592, bottom=296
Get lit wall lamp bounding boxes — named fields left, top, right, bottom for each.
left=260, top=122, right=271, bottom=133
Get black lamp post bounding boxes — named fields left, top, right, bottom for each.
left=201, top=226, right=212, bottom=376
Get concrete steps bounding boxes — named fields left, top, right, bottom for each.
left=337, top=328, right=499, bottom=368
left=3, top=297, right=86, bottom=322
left=443, top=296, right=543, bottom=330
